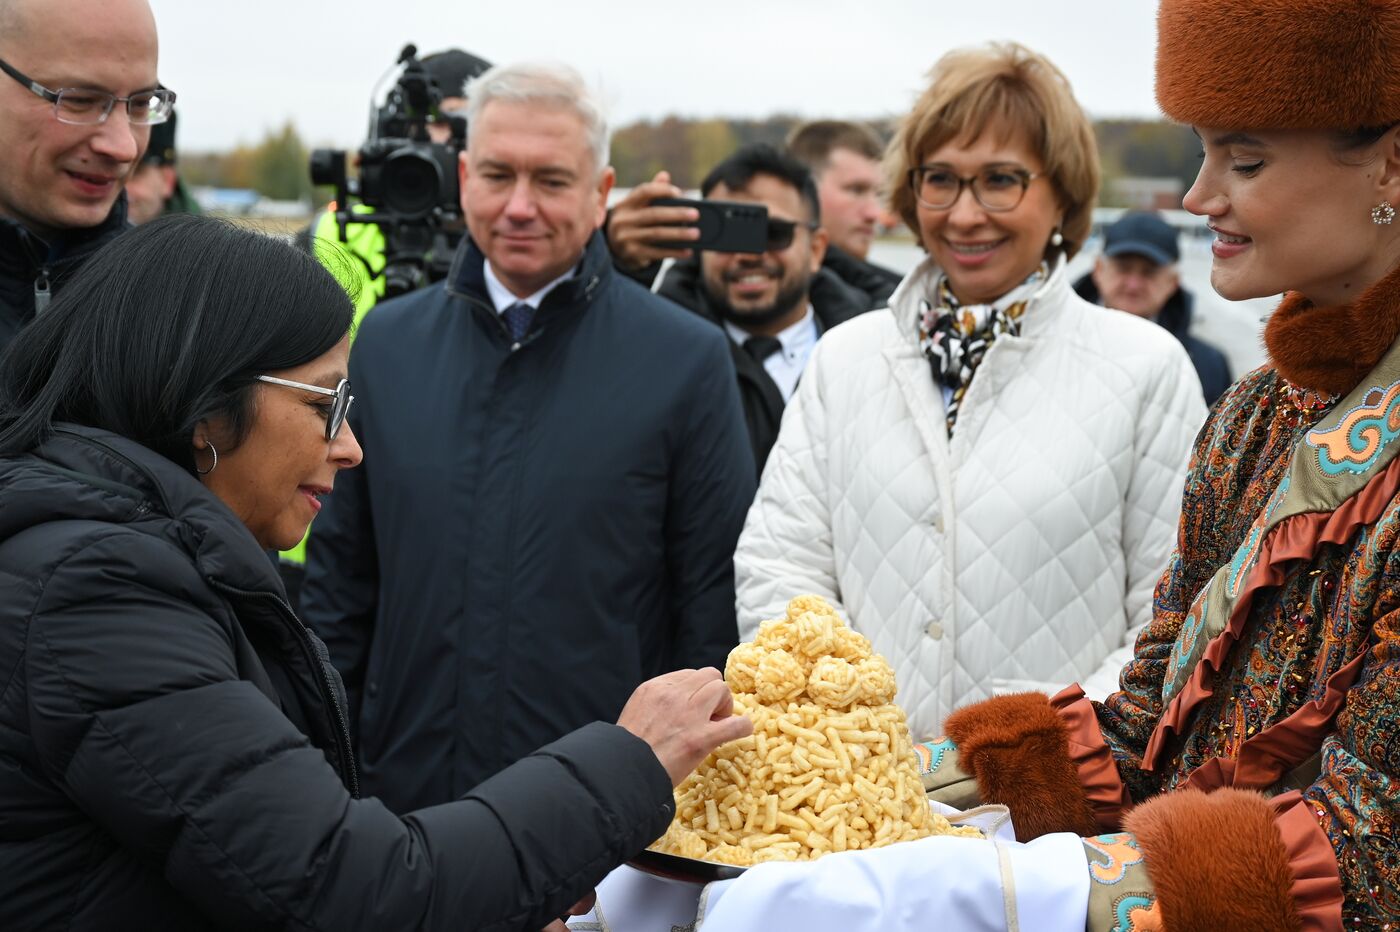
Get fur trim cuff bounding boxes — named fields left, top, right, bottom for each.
left=943, top=692, right=1098, bottom=841
left=1125, top=788, right=1308, bottom=931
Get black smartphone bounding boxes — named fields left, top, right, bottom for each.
left=653, top=197, right=769, bottom=253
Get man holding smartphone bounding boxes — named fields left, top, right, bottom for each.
left=630, top=145, right=868, bottom=472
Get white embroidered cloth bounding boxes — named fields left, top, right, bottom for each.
left=568, top=804, right=1089, bottom=932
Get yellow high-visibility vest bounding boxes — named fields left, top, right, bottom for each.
left=280, top=204, right=387, bottom=568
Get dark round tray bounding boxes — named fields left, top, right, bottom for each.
left=627, top=848, right=749, bottom=883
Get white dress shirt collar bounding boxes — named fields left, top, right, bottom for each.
left=724, top=304, right=818, bottom=402
left=484, top=260, right=577, bottom=313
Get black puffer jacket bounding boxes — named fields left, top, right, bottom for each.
left=0, top=425, right=673, bottom=932
left=0, top=200, right=129, bottom=355
left=820, top=244, right=902, bottom=310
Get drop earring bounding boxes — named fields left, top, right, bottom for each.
left=1373, top=201, right=1395, bottom=225
left=1049, top=227, right=1064, bottom=247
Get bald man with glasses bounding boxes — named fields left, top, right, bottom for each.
left=0, top=0, right=169, bottom=353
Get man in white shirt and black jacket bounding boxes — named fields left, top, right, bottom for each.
left=648, top=145, right=870, bottom=473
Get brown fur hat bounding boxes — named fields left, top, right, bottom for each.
left=1157, top=0, right=1400, bottom=129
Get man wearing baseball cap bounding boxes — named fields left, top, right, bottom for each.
left=1074, top=211, right=1232, bottom=405
left=125, top=109, right=199, bottom=224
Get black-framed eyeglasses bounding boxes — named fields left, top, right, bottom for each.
left=0, top=55, right=175, bottom=126
left=908, top=164, right=1042, bottom=212
left=256, top=376, right=355, bottom=442
left=765, top=217, right=820, bottom=251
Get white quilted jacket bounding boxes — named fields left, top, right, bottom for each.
left=735, top=258, right=1207, bottom=740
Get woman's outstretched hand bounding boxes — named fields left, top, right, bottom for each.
left=617, top=667, right=754, bottom=786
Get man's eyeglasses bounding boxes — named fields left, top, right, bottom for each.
left=765, top=217, right=820, bottom=251
left=0, top=55, right=175, bottom=126
left=908, top=164, right=1042, bottom=213
left=256, top=376, right=355, bottom=442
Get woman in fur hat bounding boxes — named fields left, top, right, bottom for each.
left=703, top=1, right=1400, bottom=928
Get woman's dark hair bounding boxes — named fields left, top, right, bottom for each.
left=0, top=214, right=354, bottom=471
left=1333, top=124, right=1395, bottom=151
left=1331, top=123, right=1399, bottom=166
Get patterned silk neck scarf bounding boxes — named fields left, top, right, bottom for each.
left=918, top=264, right=1048, bottom=434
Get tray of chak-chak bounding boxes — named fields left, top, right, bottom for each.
left=628, top=595, right=980, bottom=884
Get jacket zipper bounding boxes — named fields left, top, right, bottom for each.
left=33, top=267, right=50, bottom=314
left=208, top=578, right=361, bottom=798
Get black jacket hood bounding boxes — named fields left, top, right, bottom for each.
left=0, top=423, right=282, bottom=600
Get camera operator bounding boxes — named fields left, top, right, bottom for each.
left=305, top=47, right=491, bottom=324
left=281, top=47, right=489, bottom=602
left=126, top=109, right=200, bottom=224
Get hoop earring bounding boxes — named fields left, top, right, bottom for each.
left=1373, top=201, right=1395, bottom=225
left=1049, top=227, right=1064, bottom=247
left=196, top=442, right=218, bottom=476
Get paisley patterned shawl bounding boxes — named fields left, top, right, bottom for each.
left=1142, top=337, right=1400, bottom=785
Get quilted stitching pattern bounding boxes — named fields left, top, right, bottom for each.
left=736, top=262, right=1207, bottom=741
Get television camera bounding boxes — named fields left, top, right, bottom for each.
left=309, top=44, right=465, bottom=299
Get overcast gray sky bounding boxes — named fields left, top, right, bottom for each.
left=147, top=0, right=1164, bottom=153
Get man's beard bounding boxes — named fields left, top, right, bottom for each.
left=701, top=265, right=812, bottom=331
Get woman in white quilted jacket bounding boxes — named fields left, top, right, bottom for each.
left=735, top=42, right=1207, bottom=741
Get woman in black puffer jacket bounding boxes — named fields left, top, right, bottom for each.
left=0, top=216, right=749, bottom=932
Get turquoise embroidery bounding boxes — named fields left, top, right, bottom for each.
left=1164, top=599, right=1207, bottom=701
left=1226, top=477, right=1289, bottom=598
left=1084, top=833, right=1144, bottom=885
left=915, top=737, right=955, bottom=773
left=1307, top=380, right=1400, bottom=477
left=1111, top=893, right=1159, bottom=932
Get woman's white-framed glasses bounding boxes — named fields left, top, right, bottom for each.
left=257, top=376, right=354, bottom=442
left=0, top=55, right=175, bottom=126
left=909, top=164, right=1041, bottom=212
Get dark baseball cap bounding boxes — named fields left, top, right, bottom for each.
left=1102, top=212, right=1179, bottom=266
left=420, top=49, right=493, bottom=100
left=141, top=108, right=178, bottom=166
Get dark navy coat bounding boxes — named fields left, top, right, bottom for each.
left=302, top=231, right=754, bottom=810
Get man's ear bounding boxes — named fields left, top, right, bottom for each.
left=594, top=166, right=616, bottom=229
left=1090, top=255, right=1108, bottom=290
left=457, top=151, right=470, bottom=216
left=809, top=225, right=829, bottom=273
left=1163, top=265, right=1181, bottom=292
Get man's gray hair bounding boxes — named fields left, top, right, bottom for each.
left=464, top=62, right=610, bottom=174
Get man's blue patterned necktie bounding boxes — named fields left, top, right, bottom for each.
left=503, top=301, right=535, bottom=341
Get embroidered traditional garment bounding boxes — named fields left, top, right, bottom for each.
left=1085, top=341, right=1400, bottom=924
left=917, top=265, right=1046, bottom=434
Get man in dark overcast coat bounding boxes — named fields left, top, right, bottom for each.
left=302, top=62, right=755, bottom=811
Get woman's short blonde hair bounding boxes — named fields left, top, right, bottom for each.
left=886, top=42, right=1100, bottom=259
